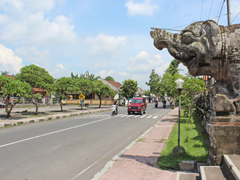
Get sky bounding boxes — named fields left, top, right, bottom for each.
left=0, top=0, right=239, bottom=90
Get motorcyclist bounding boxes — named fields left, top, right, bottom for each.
left=163, top=99, right=166, bottom=105
left=114, top=100, right=119, bottom=112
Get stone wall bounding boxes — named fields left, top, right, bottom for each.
left=208, top=123, right=240, bottom=165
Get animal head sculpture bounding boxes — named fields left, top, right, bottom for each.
left=151, top=20, right=240, bottom=98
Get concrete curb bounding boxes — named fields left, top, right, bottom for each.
left=224, top=155, right=240, bottom=180
left=0, top=108, right=111, bottom=128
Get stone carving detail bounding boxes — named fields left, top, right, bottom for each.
left=151, top=20, right=240, bottom=116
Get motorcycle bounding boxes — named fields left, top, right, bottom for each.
left=155, top=101, right=158, bottom=108
left=112, top=105, right=118, bottom=116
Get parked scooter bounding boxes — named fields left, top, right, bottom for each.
left=112, top=105, right=118, bottom=116
left=155, top=101, right=158, bottom=108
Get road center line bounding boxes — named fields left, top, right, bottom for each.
left=0, top=117, right=111, bottom=148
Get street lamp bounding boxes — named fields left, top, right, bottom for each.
left=175, top=78, right=184, bottom=147
left=172, top=78, right=186, bottom=156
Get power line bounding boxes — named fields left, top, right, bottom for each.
left=208, top=0, right=214, bottom=19
left=217, top=0, right=226, bottom=23
left=216, top=0, right=224, bottom=18
left=168, top=14, right=227, bottom=31
left=232, top=11, right=240, bottom=23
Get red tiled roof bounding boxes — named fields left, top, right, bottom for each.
left=104, top=79, right=121, bottom=89
left=6, top=75, right=14, bottom=79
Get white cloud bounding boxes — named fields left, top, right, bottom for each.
left=0, top=44, right=24, bottom=73
left=57, top=64, right=64, bottom=69
left=15, top=46, right=51, bottom=64
left=98, top=70, right=115, bottom=78
left=50, top=64, right=70, bottom=77
left=85, top=33, right=127, bottom=57
left=125, top=0, right=158, bottom=16
left=126, top=51, right=169, bottom=74
left=118, top=71, right=129, bottom=77
left=0, top=1, right=77, bottom=46
left=91, top=59, right=107, bottom=70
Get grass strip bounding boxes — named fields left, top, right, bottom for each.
left=157, top=111, right=209, bottom=170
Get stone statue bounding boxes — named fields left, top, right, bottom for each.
left=151, top=20, right=240, bottom=117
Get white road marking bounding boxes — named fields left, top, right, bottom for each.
left=0, top=117, right=111, bottom=148
left=146, top=115, right=152, bottom=118
left=153, top=116, right=158, bottom=119
left=140, top=115, right=146, bottom=118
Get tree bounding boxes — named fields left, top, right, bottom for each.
left=145, top=69, right=162, bottom=96
left=16, top=64, right=55, bottom=115
left=93, top=80, right=113, bottom=108
left=121, top=79, right=138, bottom=106
left=181, top=74, right=206, bottom=121
left=54, top=77, right=76, bottom=112
left=144, top=90, right=151, bottom=96
left=75, top=78, right=94, bottom=109
left=165, top=59, right=180, bottom=76
left=108, top=89, right=118, bottom=104
left=0, top=75, right=32, bottom=118
left=1, top=71, right=9, bottom=75
left=157, top=59, right=183, bottom=105
left=105, top=76, right=115, bottom=82
left=71, top=71, right=101, bottom=81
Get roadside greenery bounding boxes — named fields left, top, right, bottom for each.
left=121, top=79, right=138, bottom=106
left=75, top=78, right=94, bottom=110
left=0, top=75, right=32, bottom=118
left=145, top=69, right=162, bottom=96
left=16, top=64, right=55, bottom=115
left=93, top=80, right=116, bottom=108
left=181, top=74, right=206, bottom=121
left=54, top=77, right=76, bottom=112
left=145, top=59, right=206, bottom=109
left=71, top=71, right=101, bottom=81
left=105, top=76, right=115, bottom=82
left=157, top=111, right=209, bottom=170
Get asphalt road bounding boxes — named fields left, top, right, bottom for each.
left=0, top=103, right=172, bottom=180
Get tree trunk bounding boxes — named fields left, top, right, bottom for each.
left=32, top=95, right=39, bottom=115
left=60, top=102, right=63, bottom=112
left=99, top=97, right=101, bottom=108
left=7, top=101, right=19, bottom=118
left=51, top=92, right=52, bottom=108
left=173, top=95, right=176, bottom=107
left=6, top=97, right=19, bottom=118
left=5, top=96, right=10, bottom=118
left=59, top=96, right=63, bottom=112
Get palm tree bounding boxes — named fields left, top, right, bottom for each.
left=1, top=71, right=9, bottom=75
left=71, top=71, right=101, bottom=81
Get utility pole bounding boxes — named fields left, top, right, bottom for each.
left=227, top=0, right=231, bottom=25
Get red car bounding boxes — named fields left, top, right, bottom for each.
left=128, top=97, right=147, bottom=115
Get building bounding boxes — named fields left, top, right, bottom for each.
left=101, top=79, right=122, bottom=100
left=136, top=87, right=145, bottom=97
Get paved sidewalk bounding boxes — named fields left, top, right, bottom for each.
left=96, top=108, right=179, bottom=180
